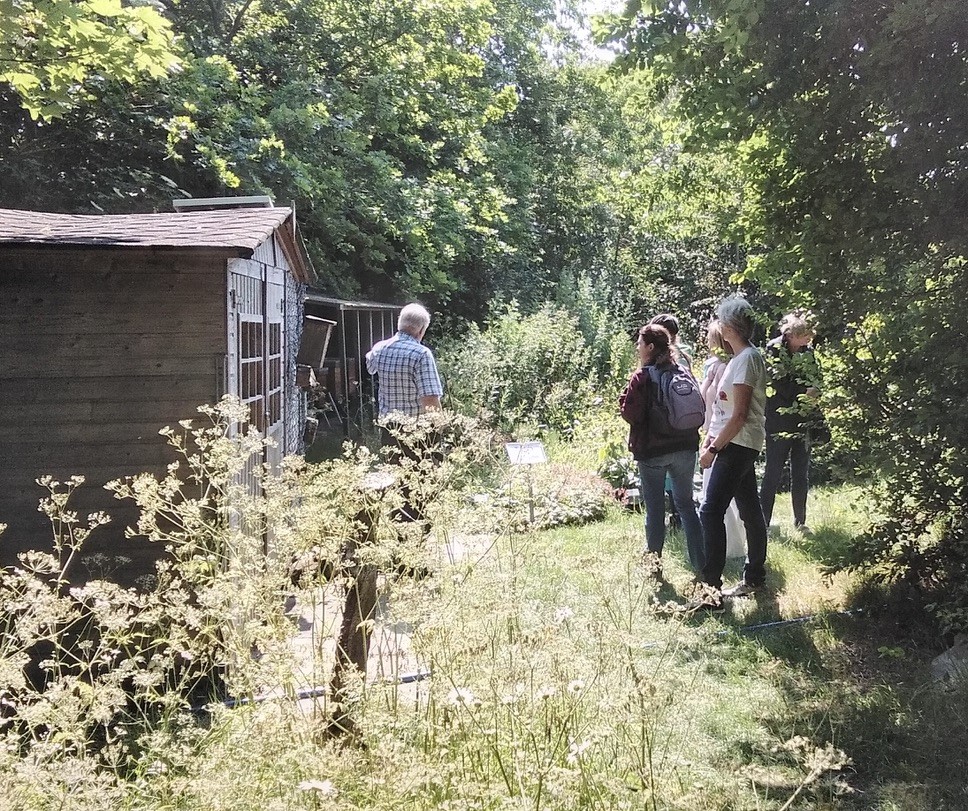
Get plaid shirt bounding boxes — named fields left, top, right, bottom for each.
left=365, top=332, right=443, bottom=418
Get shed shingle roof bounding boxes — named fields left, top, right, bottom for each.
left=0, top=207, right=294, bottom=253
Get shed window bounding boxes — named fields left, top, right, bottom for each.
left=266, top=322, right=283, bottom=427
left=239, top=316, right=266, bottom=431
left=237, top=316, right=283, bottom=433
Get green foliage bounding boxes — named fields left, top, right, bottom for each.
left=820, top=260, right=968, bottom=631
left=485, top=461, right=615, bottom=531
left=609, top=0, right=968, bottom=630
left=0, top=0, right=746, bottom=331
left=591, top=69, right=746, bottom=332
left=0, top=406, right=334, bottom=805
left=0, top=0, right=179, bottom=119
left=437, top=302, right=598, bottom=433
left=485, top=59, right=746, bottom=336
left=596, top=430, right=637, bottom=497
left=5, top=414, right=968, bottom=808
left=0, top=398, right=503, bottom=805
left=183, top=0, right=536, bottom=304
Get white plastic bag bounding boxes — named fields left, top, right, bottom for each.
left=723, top=499, right=747, bottom=558
left=701, top=468, right=747, bottom=559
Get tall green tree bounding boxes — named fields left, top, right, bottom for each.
left=0, top=0, right=179, bottom=119
left=0, top=0, right=743, bottom=335
left=607, top=0, right=968, bottom=626
left=0, top=0, right=553, bottom=313
left=171, top=0, right=532, bottom=303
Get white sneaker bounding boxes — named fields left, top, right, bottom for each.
left=722, top=581, right=760, bottom=598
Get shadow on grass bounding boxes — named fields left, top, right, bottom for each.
left=305, top=429, right=346, bottom=463
left=658, top=559, right=793, bottom=632
left=787, top=524, right=859, bottom=571
left=617, top=494, right=968, bottom=805
left=755, top=610, right=968, bottom=807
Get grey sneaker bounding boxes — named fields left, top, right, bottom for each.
left=722, top=581, right=760, bottom=598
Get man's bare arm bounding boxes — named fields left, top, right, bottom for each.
left=419, top=395, right=442, bottom=412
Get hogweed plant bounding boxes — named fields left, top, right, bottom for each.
left=0, top=398, right=858, bottom=810
left=0, top=401, right=409, bottom=804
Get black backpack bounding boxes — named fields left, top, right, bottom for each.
left=646, top=364, right=705, bottom=435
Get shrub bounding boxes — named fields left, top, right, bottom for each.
left=820, top=260, right=968, bottom=633
left=437, top=302, right=598, bottom=434
left=0, top=396, right=514, bottom=805
left=479, top=462, right=615, bottom=532
left=0, top=398, right=448, bottom=805
left=0, top=398, right=874, bottom=810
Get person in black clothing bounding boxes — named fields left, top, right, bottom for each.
left=759, top=311, right=821, bottom=532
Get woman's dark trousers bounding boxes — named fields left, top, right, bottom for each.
left=759, top=433, right=809, bottom=527
left=700, top=443, right=768, bottom=589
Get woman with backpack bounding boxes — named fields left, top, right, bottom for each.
left=696, top=295, right=769, bottom=608
left=619, top=323, right=704, bottom=576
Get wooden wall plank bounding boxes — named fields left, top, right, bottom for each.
left=10, top=310, right=223, bottom=337
left=3, top=440, right=177, bottom=470
left=0, top=420, right=188, bottom=443
left=0, top=248, right=230, bottom=584
left=0, top=374, right=216, bottom=404
left=0, top=399, right=213, bottom=429
left=0, top=283, right=222, bottom=311
left=3, top=352, right=224, bottom=379
left=0, top=242, right=303, bottom=587
left=6, top=331, right=226, bottom=357
left=251, top=238, right=275, bottom=266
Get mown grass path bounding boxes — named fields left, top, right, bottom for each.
left=507, top=485, right=968, bottom=809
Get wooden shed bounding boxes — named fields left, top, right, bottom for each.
left=0, top=202, right=315, bottom=586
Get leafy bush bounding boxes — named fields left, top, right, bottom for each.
left=0, top=400, right=913, bottom=809
left=437, top=302, right=598, bottom=434
left=817, top=258, right=968, bottom=633
left=0, top=398, right=482, bottom=806
left=595, top=426, right=640, bottom=511
left=479, top=462, right=614, bottom=532
left=556, top=272, right=642, bottom=401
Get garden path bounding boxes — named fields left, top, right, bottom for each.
left=286, top=533, right=492, bottom=710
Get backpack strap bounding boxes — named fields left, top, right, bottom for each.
left=646, top=365, right=665, bottom=407
left=674, top=360, right=698, bottom=383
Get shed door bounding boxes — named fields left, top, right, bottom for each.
left=229, top=262, right=287, bottom=484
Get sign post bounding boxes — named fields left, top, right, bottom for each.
left=504, top=441, right=548, bottom=525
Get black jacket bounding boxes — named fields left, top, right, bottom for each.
left=764, top=337, right=821, bottom=437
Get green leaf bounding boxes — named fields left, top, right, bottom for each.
left=83, top=0, right=125, bottom=18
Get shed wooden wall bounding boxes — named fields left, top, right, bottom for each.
left=0, top=249, right=228, bottom=586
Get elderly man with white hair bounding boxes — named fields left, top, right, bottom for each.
left=366, top=302, right=443, bottom=420
left=365, top=303, right=444, bottom=538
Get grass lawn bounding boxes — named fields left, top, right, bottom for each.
left=127, top=484, right=967, bottom=811
left=5, top=432, right=967, bottom=811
